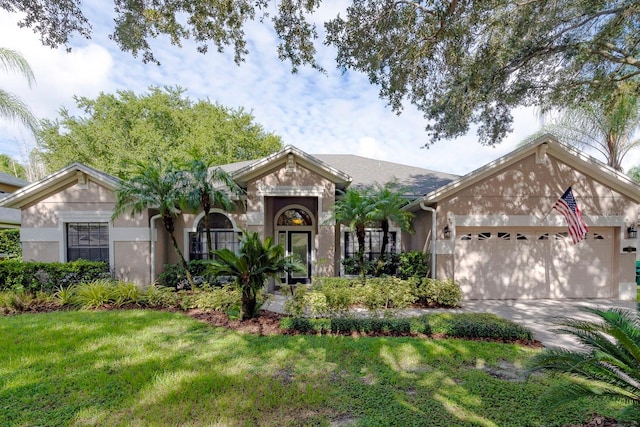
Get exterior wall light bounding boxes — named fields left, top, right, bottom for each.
left=443, top=225, right=451, bottom=239
left=628, top=226, right=637, bottom=239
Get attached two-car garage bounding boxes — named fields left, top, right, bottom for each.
left=454, top=227, right=614, bottom=299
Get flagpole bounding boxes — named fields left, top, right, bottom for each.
left=539, top=183, right=576, bottom=224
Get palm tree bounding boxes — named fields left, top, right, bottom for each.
left=181, top=159, right=242, bottom=258
left=367, top=182, right=413, bottom=276
left=528, top=307, right=640, bottom=421
left=112, top=160, right=195, bottom=287
left=207, top=230, right=303, bottom=320
left=332, top=188, right=375, bottom=279
left=0, top=47, right=38, bottom=132
left=538, top=84, right=640, bottom=171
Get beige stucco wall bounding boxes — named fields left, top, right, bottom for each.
left=244, top=159, right=338, bottom=277
left=20, top=177, right=152, bottom=285
left=421, top=152, right=639, bottom=299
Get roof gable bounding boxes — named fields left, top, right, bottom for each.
left=230, top=145, right=353, bottom=189
left=406, top=134, right=640, bottom=210
left=0, top=163, right=120, bottom=209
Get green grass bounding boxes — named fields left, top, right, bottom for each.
left=0, top=310, right=625, bottom=426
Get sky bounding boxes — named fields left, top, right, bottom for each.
left=1, top=4, right=638, bottom=179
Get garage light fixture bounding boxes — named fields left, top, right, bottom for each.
left=628, top=226, right=637, bottom=239
left=443, top=225, right=451, bottom=239
left=623, top=246, right=636, bottom=253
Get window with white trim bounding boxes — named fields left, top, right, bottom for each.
left=189, top=213, right=240, bottom=260
left=344, top=229, right=397, bottom=261
left=66, top=222, right=109, bottom=262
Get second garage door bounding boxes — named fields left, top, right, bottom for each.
left=454, top=227, right=614, bottom=299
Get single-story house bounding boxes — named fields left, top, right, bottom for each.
left=0, top=171, right=29, bottom=229
left=1, top=134, right=638, bottom=300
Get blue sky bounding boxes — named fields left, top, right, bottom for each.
left=2, top=5, right=635, bottom=177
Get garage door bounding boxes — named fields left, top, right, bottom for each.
left=454, top=227, right=613, bottom=299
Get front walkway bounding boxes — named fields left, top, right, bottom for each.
left=262, top=294, right=637, bottom=348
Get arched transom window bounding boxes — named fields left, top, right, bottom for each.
left=277, top=208, right=312, bottom=226
left=189, top=213, right=240, bottom=260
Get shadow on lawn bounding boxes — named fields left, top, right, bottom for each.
left=0, top=310, right=620, bottom=426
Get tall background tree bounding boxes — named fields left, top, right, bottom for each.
left=0, top=47, right=38, bottom=134
left=532, top=84, right=640, bottom=172
left=4, top=1, right=639, bottom=146
left=36, top=86, right=282, bottom=178
left=0, top=153, right=26, bottom=179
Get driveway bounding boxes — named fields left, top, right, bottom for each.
left=262, top=294, right=637, bottom=348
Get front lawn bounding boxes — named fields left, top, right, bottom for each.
left=0, top=310, right=625, bottom=426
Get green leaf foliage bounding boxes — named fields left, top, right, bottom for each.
left=0, top=229, right=21, bottom=259
left=6, top=2, right=639, bottom=146
left=207, top=230, right=304, bottom=320
left=36, top=86, right=282, bottom=177
left=0, top=259, right=111, bottom=293
left=529, top=307, right=640, bottom=421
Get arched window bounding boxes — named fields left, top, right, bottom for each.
left=189, top=213, right=240, bottom=260
left=277, top=208, right=312, bottom=226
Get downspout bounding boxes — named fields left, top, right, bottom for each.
left=419, top=202, right=436, bottom=279
left=150, top=214, right=161, bottom=283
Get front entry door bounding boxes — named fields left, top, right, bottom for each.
left=287, top=231, right=312, bottom=284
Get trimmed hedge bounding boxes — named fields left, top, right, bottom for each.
left=0, top=260, right=111, bottom=293
left=0, top=229, right=20, bottom=259
left=280, top=312, right=535, bottom=341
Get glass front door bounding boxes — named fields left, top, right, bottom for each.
left=288, top=231, right=311, bottom=284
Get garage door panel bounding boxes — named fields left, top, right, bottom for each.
left=455, top=227, right=613, bottom=299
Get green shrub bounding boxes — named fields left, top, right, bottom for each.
left=397, top=251, right=430, bottom=279
left=426, top=313, right=534, bottom=341
left=0, top=260, right=111, bottom=293
left=53, top=285, right=76, bottom=306
left=415, top=278, right=462, bottom=307
left=281, top=313, right=533, bottom=341
left=158, top=260, right=234, bottom=289
left=0, top=229, right=21, bottom=259
left=362, top=277, right=417, bottom=315
left=193, top=286, right=241, bottom=312
left=142, top=284, right=182, bottom=308
left=73, top=280, right=115, bottom=309
left=111, top=282, right=144, bottom=306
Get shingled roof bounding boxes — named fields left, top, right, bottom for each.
left=0, top=171, right=28, bottom=188
left=219, top=151, right=457, bottom=198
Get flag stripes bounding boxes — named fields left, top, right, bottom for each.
left=552, top=187, right=588, bottom=244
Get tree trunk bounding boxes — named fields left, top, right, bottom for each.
left=164, top=215, right=195, bottom=288
left=376, top=219, right=390, bottom=277
left=356, top=224, right=367, bottom=281
left=202, top=193, right=213, bottom=258
left=240, top=286, right=257, bottom=320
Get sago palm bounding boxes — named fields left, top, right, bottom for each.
left=528, top=307, right=640, bottom=422
left=207, top=230, right=303, bottom=320
left=112, top=160, right=195, bottom=287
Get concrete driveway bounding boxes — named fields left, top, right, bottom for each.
left=262, top=294, right=637, bottom=348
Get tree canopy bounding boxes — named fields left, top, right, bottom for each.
left=4, top=1, right=640, bottom=146
left=36, top=86, right=282, bottom=178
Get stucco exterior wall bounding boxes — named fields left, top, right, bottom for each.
left=428, top=152, right=639, bottom=300
left=244, top=159, right=337, bottom=278
left=20, top=177, right=151, bottom=285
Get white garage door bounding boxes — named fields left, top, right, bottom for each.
left=454, top=228, right=614, bottom=299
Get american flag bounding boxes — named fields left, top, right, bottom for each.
left=553, top=187, right=589, bottom=244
